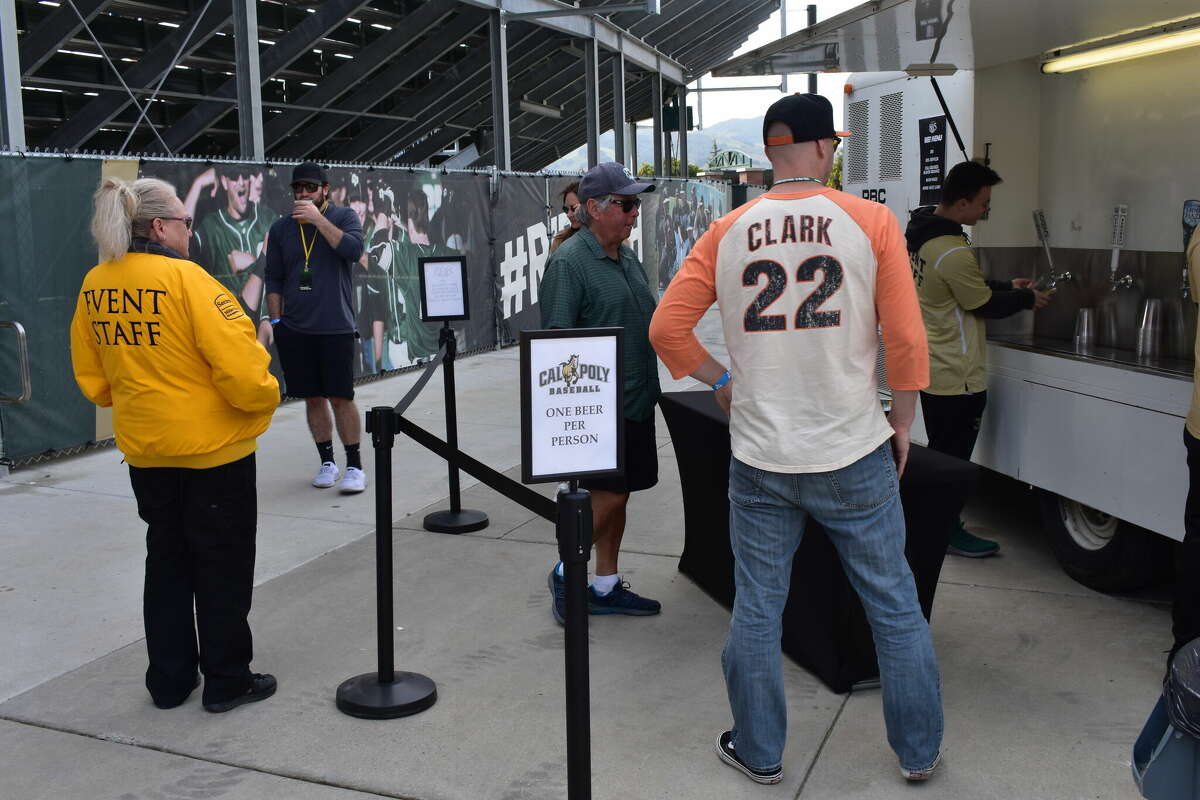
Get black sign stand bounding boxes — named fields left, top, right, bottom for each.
left=423, top=322, right=489, bottom=534
left=336, top=407, right=438, bottom=719
left=557, top=481, right=594, bottom=800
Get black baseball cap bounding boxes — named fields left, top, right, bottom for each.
left=292, top=161, right=328, bottom=185
left=578, top=162, right=655, bottom=202
left=763, top=93, right=851, bottom=146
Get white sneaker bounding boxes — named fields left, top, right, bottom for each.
left=312, top=461, right=339, bottom=488
left=339, top=467, right=367, bottom=494
left=901, top=751, right=942, bottom=782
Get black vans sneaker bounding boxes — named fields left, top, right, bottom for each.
left=714, top=731, right=783, bottom=784
left=203, top=673, right=277, bottom=713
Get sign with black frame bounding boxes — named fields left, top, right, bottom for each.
left=918, top=115, right=947, bottom=207
left=520, top=328, right=624, bottom=484
left=418, top=255, right=469, bottom=321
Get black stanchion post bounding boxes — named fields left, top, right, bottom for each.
left=336, top=406, right=438, bottom=720
left=423, top=323, right=489, bottom=534
left=557, top=481, right=593, bottom=800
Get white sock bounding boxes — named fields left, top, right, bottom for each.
left=554, top=561, right=564, bottom=577
left=592, top=573, right=620, bottom=595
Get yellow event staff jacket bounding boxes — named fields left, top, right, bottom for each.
left=71, top=248, right=280, bottom=469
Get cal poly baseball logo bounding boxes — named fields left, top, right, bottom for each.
left=538, top=354, right=611, bottom=395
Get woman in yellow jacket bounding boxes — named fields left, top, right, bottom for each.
left=71, top=177, right=280, bottom=713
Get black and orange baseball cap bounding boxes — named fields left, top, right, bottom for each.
left=762, top=93, right=851, bottom=146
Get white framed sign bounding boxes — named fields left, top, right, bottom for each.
left=520, top=328, right=624, bottom=484
left=418, top=255, right=469, bottom=321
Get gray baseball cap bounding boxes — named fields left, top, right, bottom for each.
left=578, top=162, right=655, bottom=202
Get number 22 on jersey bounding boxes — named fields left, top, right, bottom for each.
left=743, top=255, right=844, bottom=332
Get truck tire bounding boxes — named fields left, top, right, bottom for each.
left=1039, top=491, right=1167, bottom=592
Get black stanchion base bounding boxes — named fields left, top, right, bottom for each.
left=336, top=671, right=438, bottom=719
left=423, top=508, right=489, bottom=534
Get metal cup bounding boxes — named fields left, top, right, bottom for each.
left=1074, top=308, right=1096, bottom=347
left=1136, top=299, right=1164, bottom=360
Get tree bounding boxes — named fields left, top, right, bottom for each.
left=637, top=159, right=701, bottom=178
left=827, top=150, right=843, bottom=190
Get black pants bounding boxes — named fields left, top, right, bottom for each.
left=1175, top=430, right=1200, bottom=661
left=129, top=453, right=257, bottom=706
left=920, top=391, right=989, bottom=462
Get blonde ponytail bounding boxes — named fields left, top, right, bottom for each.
left=89, top=176, right=181, bottom=263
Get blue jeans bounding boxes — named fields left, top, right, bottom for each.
left=723, top=443, right=943, bottom=772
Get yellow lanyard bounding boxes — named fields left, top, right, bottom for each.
left=299, top=223, right=315, bottom=269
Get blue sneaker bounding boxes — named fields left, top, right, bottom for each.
left=548, top=567, right=566, bottom=625
left=588, top=580, right=661, bottom=616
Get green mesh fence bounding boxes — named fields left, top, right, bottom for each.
left=0, top=156, right=102, bottom=463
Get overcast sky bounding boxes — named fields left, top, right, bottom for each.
left=657, top=0, right=863, bottom=131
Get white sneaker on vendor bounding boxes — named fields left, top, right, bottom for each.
left=339, top=467, right=367, bottom=494
left=312, top=461, right=339, bottom=489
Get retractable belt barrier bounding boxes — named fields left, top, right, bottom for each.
left=339, top=332, right=591, bottom=800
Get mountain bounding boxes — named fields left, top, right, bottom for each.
left=545, top=116, right=767, bottom=173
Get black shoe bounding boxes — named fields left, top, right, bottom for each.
left=153, top=673, right=200, bottom=710
left=203, top=673, right=277, bottom=713
left=588, top=580, right=661, bottom=616
left=714, top=731, right=783, bottom=784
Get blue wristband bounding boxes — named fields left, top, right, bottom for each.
left=270, top=318, right=281, bottom=325
left=711, top=370, right=732, bottom=391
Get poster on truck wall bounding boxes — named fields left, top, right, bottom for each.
left=918, top=116, right=947, bottom=206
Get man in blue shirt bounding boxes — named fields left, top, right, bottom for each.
left=265, top=163, right=367, bottom=494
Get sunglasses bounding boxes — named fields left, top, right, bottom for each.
left=609, top=197, right=641, bottom=213
left=292, top=182, right=321, bottom=193
left=160, top=215, right=193, bottom=231
left=829, top=137, right=841, bottom=151
left=562, top=203, right=580, bottom=215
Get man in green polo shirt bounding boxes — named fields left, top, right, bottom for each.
left=539, top=161, right=662, bottom=623
left=907, top=161, right=1051, bottom=557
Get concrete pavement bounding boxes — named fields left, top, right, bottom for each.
left=0, top=312, right=1170, bottom=799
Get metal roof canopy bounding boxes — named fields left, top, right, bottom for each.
left=460, top=0, right=685, bottom=84
left=4, top=0, right=775, bottom=171
left=710, top=0, right=1200, bottom=78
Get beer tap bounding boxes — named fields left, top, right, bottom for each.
left=1030, top=210, right=1072, bottom=291
left=1108, top=204, right=1132, bottom=291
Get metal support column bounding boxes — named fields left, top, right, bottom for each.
left=232, top=0, right=264, bottom=160
left=650, top=72, right=663, bottom=177
left=582, top=37, right=599, bottom=168
left=676, top=83, right=687, bottom=177
left=807, top=4, right=818, bottom=93
left=627, top=120, right=637, bottom=172
left=489, top=9, right=511, bottom=171
left=0, top=0, right=25, bottom=150
left=611, top=53, right=625, bottom=168
left=781, top=0, right=788, bottom=94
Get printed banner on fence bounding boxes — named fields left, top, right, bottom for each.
left=0, top=152, right=730, bottom=462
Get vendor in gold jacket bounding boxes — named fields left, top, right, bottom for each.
left=71, top=176, right=280, bottom=714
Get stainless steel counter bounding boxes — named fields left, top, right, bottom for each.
left=989, top=334, right=1193, bottom=379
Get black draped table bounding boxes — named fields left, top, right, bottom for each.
left=660, top=390, right=976, bottom=693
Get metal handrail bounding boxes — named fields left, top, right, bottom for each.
left=0, top=321, right=31, bottom=405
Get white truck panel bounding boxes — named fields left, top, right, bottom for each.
left=978, top=344, right=1190, bottom=540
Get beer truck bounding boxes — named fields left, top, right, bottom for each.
left=715, top=0, right=1200, bottom=590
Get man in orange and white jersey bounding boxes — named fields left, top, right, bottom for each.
left=650, top=94, right=943, bottom=785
